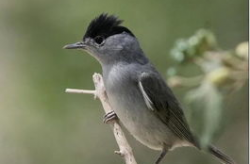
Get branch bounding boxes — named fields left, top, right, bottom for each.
left=65, top=73, right=137, bottom=164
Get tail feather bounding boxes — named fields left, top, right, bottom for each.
left=208, top=145, right=236, bottom=164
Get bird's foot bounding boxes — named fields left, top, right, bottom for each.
left=103, top=110, right=118, bottom=123
left=155, top=145, right=169, bottom=164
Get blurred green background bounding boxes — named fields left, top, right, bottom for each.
left=0, top=0, right=248, bottom=164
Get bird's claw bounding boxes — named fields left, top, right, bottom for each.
left=103, top=110, right=118, bottom=123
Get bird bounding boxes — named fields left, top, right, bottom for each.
left=64, top=13, right=235, bottom=164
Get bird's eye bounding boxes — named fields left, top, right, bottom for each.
left=94, top=36, right=104, bottom=45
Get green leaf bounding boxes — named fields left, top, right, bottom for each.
left=185, top=81, right=223, bottom=148
left=170, top=29, right=218, bottom=63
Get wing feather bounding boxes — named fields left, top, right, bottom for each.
left=138, top=72, right=199, bottom=147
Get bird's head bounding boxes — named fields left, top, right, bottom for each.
left=64, top=14, right=147, bottom=65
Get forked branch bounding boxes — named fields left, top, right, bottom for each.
left=65, top=73, right=137, bottom=164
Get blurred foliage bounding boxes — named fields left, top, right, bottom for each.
left=0, top=0, right=248, bottom=164
left=167, top=30, right=248, bottom=148
left=170, top=29, right=218, bottom=63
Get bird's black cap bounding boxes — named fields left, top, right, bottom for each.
left=83, top=13, right=135, bottom=40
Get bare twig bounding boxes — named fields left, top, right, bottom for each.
left=66, top=88, right=96, bottom=95
left=167, top=75, right=203, bottom=88
left=65, top=73, right=137, bottom=164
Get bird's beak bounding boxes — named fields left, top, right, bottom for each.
left=63, top=41, right=86, bottom=50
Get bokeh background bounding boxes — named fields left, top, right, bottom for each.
left=0, top=0, right=248, bottom=164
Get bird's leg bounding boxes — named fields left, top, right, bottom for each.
left=155, top=145, right=169, bottom=164
left=103, top=110, right=118, bottom=123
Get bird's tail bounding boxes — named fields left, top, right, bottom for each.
left=207, top=145, right=236, bottom=164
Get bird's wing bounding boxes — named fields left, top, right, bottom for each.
left=138, top=72, right=198, bottom=146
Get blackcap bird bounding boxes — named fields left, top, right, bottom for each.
left=64, top=14, right=235, bottom=164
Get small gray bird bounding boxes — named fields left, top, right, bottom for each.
left=64, top=14, right=235, bottom=164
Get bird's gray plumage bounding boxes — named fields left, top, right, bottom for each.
left=102, top=61, right=196, bottom=150
left=64, top=13, right=236, bottom=164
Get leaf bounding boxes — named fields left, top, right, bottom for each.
left=185, top=81, right=223, bottom=148
left=170, top=29, right=218, bottom=63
